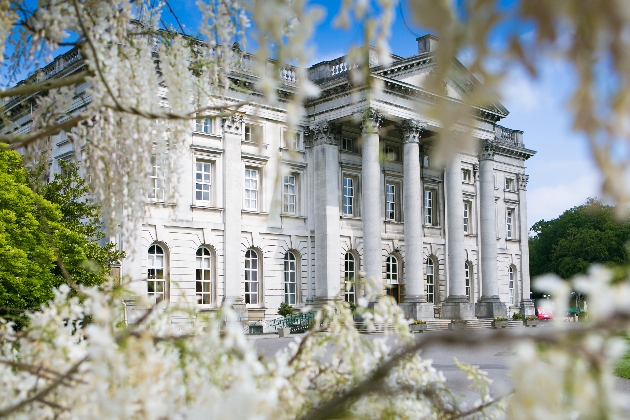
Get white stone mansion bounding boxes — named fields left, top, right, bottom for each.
left=8, top=35, right=536, bottom=320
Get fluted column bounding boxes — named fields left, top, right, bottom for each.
left=401, top=120, right=426, bottom=300
left=398, top=120, right=435, bottom=319
left=222, top=115, right=245, bottom=315
left=518, top=174, right=535, bottom=316
left=310, top=121, right=341, bottom=303
left=441, top=151, right=474, bottom=319
left=361, top=109, right=383, bottom=293
left=475, top=140, right=507, bottom=318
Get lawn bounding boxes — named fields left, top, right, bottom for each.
left=614, top=337, right=630, bottom=379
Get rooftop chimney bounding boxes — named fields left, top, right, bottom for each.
left=416, top=34, right=439, bottom=54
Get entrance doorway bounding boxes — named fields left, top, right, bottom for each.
left=386, top=284, right=405, bottom=304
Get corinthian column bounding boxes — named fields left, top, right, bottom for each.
left=361, top=109, right=383, bottom=294
left=475, top=141, right=507, bottom=318
left=398, top=120, right=434, bottom=319
left=222, top=115, right=246, bottom=318
left=518, top=174, right=535, bottom=317
left=441, top=151, right=474, bottom=319
left=310, top=121, right=341, bottom=304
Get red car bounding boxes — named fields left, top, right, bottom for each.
left=536, top=306, right=554, bottom=320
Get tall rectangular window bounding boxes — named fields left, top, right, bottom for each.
left=196, top=117, right=211, bottom=134
left=342, top=137, right=353, bottom=152
left=286, top=131, right=299, bottom=150
left=148, top=156, right=164, bottom=202
left=424, top=190, right=433, bottom=225
left=463, top=201, right=470, bottom=233
left=384, top=146, right=397, bottom=161
left=343, top=177, right=354, bottom=216
left=244, top=169, right=259, bottom=210
left=386, top=183, right=395, bottom=220
left=506, top=209, right=514, bottom=239
left=505, top=177, right=514, bottom=191
left=283, top=175, right=296, bottom=214
left=244, top=124, right=252, bottom=142
left=509, top=266, right=515, bottom=305
left=462, top=169, right=471, bottom=183
left=426, top=258, right=434, bottom=304
left=195, top=161, right=211, bottom=203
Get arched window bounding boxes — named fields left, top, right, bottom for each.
left=465, top=262, right=471, bottom=302
left=284, top=252, right=297, bottom=305
left=344, top=252, right=356, bottom=303
left=386, top=255, right=398, bottom=284
left=509, top=266, right=515, bottom=305
left=426, top=258, right=434, bottom=304
left=196, top=247, right=212, bottom=305
left=148, top=244, right=166, bottom=304
left=244, top=249, right=259, bottom=304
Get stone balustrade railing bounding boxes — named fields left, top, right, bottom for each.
left=494, top=124, right=524, bottom=147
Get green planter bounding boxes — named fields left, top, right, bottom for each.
left=523, top=319, right=539, bottom=327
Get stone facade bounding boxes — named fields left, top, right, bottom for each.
left=8, top=36, right=536, bottom=321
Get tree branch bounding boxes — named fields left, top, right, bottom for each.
left=0, top=70, right=91, bottom=100
left=0, top=114, right=86, bottom=149
left=0, top=356, right=87, bottom=417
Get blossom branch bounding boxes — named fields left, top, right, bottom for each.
left=0, top=70, right=91, bottom=99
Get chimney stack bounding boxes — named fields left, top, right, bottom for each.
left=416, top=34, right=439, bottom=54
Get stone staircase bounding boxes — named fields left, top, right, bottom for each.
left=422, top=319, right=536, bottom=332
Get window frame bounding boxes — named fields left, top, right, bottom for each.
left=196, top=246, right=213, bottom=306
left=195, top=116, right=213, bottom=134
left=386, top=255, right=399, bottom=285
left=426, top=257, right=435, bottom=304
left=341, top=137, right=354, bottom=152
left=509, top=265, right=515, bottom=305
left=244, top=249, right=261, bottom=305
left=461, top=168, right=472, bottom=183
left=283, top=129, right=301, bottom=150
left=505, top=176, right=515, bottom=191
left=385, top=183, right=396, bottom=221
left=244, top=168, right=260, bottom=211
left=148, top=155, right=165, bottom=203
left=506, top=207, right=515, bottom=239
left=424, top=188, right=439, bottom=226
left=383, top=145, right=399, bottom=162
left=343, top=176, right=356, bottom=216
left=344, top=252, right=357, bottom=304
left=284, top=251, right=298, bottom=305
left=194, top=160, right=213, bottom=205
left=147, top=244, right=167, bottom=305
left=283, top=174, right=297, bottom=215
left=465, top=261, right=472, bottom=302
left=463, top=200, right=471, bottom=234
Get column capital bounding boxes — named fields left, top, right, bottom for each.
left=398, top=119, right=427, bottom=144
left=222, top=114, right=243, bottom=135
left=309, top=120, right=341, bottom=146
left=480, top=139, right=496, bottom=161
left=360, top=108, right=383, bottom=134
left=518, top=174, right=529, bottom=190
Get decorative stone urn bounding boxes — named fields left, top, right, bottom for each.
left=278, top=327, right=291, bottom=337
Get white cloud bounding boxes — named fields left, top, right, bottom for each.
left=527, top=169, right=600, bottom=229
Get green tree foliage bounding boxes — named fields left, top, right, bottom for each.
left=0, top=149, right=123, bottom=326
left=529, top=198, right=630, bottom=279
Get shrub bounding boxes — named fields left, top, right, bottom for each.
left=277, top=302, right=295, bottom=317
left=512, top=313, right=523, bottom=320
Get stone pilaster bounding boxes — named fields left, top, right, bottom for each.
left=475, top=140, right=507, bottom=318
left=361, top=109, right=383, bottom=295
left=518, top=174, right=535, bottom=317
left=441, top=152, right=474, bottom=319
left=222, top=115, right=245, bottom=311
left=398, top=120, right=434, bottom=319
left=311, top=121, right=342, bottom=303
